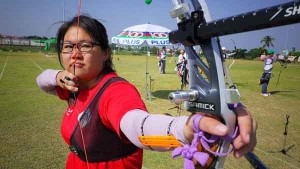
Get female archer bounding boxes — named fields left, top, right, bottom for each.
left=36, top=15, right=257, bottom=169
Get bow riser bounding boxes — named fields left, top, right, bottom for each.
left=169, top=0, right=300, bottom=168
left=185, top=38, right=238, bottom=169
left=169, top=1, right=239, bottom=168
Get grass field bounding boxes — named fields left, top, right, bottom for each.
left=0, top=51, right=299, bottom=169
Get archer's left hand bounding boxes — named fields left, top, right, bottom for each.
left=183, top=107, right=257, bottom=158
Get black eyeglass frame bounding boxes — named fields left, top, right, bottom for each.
left=60, top=41, right=100, bottom=53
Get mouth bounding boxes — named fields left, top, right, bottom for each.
left=70, top=62, right=84, bottom=69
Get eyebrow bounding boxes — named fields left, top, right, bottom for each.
left=63, top=40, right=93, bottom=43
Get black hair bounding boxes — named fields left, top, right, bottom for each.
left=56, top=15, right=115, bottom=74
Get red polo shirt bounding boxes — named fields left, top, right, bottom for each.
left=56, top=72, right=147, bottom=169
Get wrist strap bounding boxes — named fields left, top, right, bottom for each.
left=172, top=114, right=238, bottom=168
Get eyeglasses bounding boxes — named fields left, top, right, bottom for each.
left=61, top=41, right=100, bottom=53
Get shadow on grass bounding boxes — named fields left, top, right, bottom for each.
left=158, top=72, right=177, bottom=75
left=269, top=90, right=293, bottom=95
left=228, top=82, right=249, bottom=87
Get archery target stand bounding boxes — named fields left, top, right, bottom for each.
left=145, top=51, right=152, bottom=101
left=168, top=83, right=186, bottom=116
left=269, top=114, right=296, bottom=159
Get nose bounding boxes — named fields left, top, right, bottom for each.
left=70, top=46, right=82, bottom=60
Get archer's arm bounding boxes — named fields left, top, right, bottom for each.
left=260, top=55, right=266, bottom=61
left=36, top=69, right=78, bottom=95
left=120, top=109, right=189, bottom=151
left=120, top=107, right=257, bottom=158
left=36, top=69, right=60, bottom=95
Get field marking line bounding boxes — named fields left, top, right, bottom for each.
left=229, top=59, right=235, bottom=69
left=0, top=56, right=9, bottom=81
left=32, top=60, right=44, bottom=71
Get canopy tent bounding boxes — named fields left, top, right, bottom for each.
left=112, top=23, right=172, bottom=101
left=112, top=23, right=171, bottom=46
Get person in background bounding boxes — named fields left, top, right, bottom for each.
left=260, top=49, right=276, bottom=96
left=177, top=49, right=187, bottom=64
left=159, top=46, right=167, bottom=74
left=36, top=15, right=257, bottom=169
left=222, top=47, right=236, bottom=59
left=176, top=49, right=188, bottom=85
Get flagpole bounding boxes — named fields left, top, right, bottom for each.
left=145, top=46, right=151, bottom=101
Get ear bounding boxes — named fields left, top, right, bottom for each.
left=102, top=49, right=110, bottom=61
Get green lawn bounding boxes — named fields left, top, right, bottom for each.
left=0, top=51, right=299, bottom=169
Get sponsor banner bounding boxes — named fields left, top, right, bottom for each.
left=118, top=38, right=143, bottom=46
left=114, top=38, right=172, bottom=46
left=111, top=37, right=119, bottom=44
left=146, top=39, right=171, bottom=46
left=117, top=31, right=169, bottom=39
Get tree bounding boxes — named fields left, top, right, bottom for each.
left=260, top=36, right=275, bottom=48
left=234, top=48, right=247, bottom=59
left=247, top=47, right=264, bottom=60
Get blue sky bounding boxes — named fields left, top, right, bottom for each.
left=0, top=0, right=299, bottom=53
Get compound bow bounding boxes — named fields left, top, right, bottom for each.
left=168, top=0, right=300, bottom=168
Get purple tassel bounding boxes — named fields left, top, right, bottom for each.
left=193, top=152, right=210, bottom=166
left=171, top=114, right=238, bottom=169
left=172, top=147, right=184, bottom=158
left=184, top=158, right=195, bottom=169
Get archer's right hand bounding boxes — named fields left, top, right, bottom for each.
left=56, top=70, right=79, bottom=92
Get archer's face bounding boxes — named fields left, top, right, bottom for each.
left=60, top=26, right=108, bottom=81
